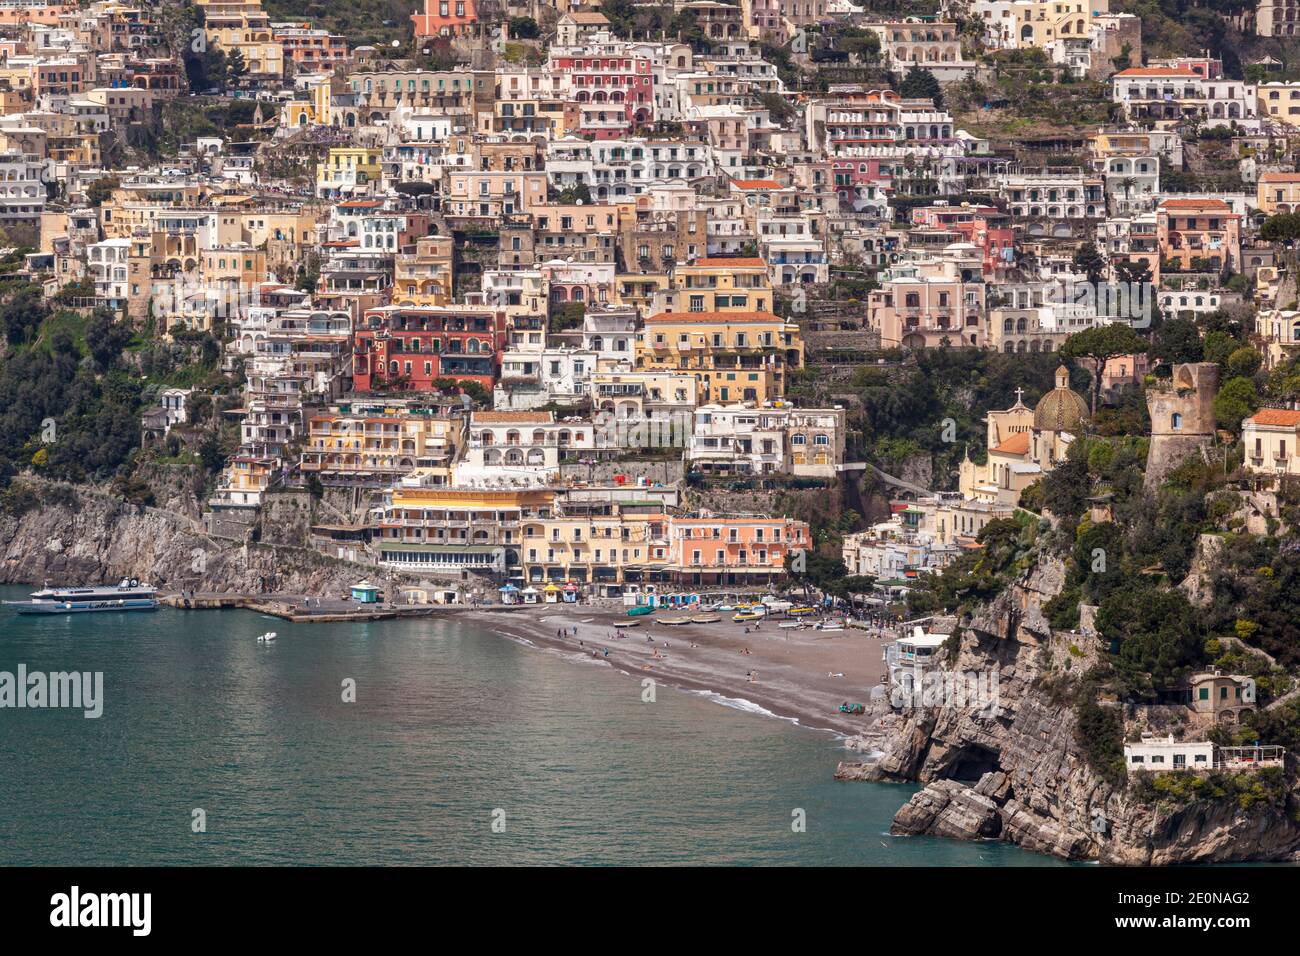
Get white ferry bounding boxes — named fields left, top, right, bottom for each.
left=4, top=579, right=159, bottom=615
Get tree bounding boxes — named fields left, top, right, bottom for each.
left=899, top=66, right=942, bottom=107
left=1214, top=376, right=1259, bottom=432
left=1226, top=346, right=1263, bottom=379
left=0, top=284, right=49, bottom=346
left=226, top=49, right=248, bottom=87
left=1072, top=243, right=1105, bottom=285
left=1260, top=212, right=1300, bottom=282
left=508, top=16, right=539, bottom=38
left=1096, top=580, right=1200, bottom=693
left=1148, top=317, right=1203, bottom=365
left=85, top=176, right=120, bottom=207
left=1060, top=323, right=1149, bottom=414
left=85, top=309, right=131, bottom=371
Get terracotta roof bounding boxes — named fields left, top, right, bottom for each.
left=1247, top=408, right=1300, bottom=427
left=645, top=310, right=783, bottom=323
left=1113, top=67, right=1199, bottom=77
left=731, top=179, right=781, bottom=189
left=1260, top=172, right=1300, bottom=183
left=688, top=257, right=767, bottom=267
left=991, top=432, right=1030, bottom=455
left=1160, top=198, right=1234, bottom=211
left=471, top=411, right=555, bottom=423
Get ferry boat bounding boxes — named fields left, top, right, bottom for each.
left=4, top=579, right=158, bottom=615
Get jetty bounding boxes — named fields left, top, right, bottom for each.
left=159, top=592, right=446, bottom=623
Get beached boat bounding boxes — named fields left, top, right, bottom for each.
left=659, top=616, right=693, bottom=626
left=691, top=615, right=721, bottom=624
left=816, top=623, right=845, bottom=631
left=712, top=604, right=734, bottom=612
left=612, top=621, right=639, bottom=629
left=778, top=621, right=805, bottom=630
left=762, top=599, right=793, bottom=612
left=627, top=605, right=654, bottom=617
left=838, top=702, right=866, bottom=715
left=733, top=610, right=763, bottom=622
left=788, top=606, right=816, bottom=616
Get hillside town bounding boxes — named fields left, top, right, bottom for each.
left=11, top=0, right=1300, bottom=862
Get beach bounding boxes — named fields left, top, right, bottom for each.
left=465, top=604, right=894, bottom=738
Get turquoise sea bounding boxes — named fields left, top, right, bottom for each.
left=0, top=587, right=1060, bottom=865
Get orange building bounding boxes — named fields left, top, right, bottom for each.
left=1156, top=198, right=1241, bottom=273
left=411, top=0, right=477, bottom=38
left=668, top=516, right=809, bottom=586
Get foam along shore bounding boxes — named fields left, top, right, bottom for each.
left=461, top=605, right=893, bottom=738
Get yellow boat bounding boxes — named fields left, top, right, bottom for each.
left=788, top=607, right=816, bottom=616
left=733, top=610, right=764, bottom=622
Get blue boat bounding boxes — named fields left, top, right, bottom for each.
left=4, top=579, right=159, bottom=615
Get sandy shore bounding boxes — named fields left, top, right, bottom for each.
left=463, top=605, right=894, bottom=738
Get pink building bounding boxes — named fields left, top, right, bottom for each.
left=868, top=253, right=987, bottom=349
left=668, top=516, right=809, bottom=586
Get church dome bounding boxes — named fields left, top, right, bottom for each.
left=1034, top=365, right=1089, bottom=432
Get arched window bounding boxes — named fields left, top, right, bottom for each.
left=1171, top=412, right=1183, bottom=430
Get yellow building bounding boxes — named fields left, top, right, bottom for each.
left=300, top=409, right=461, bottom=482
left=195, top=0, right=284, bottom=81
left=522, top=511, right=671, bottom=585
left=202, top=243, right=267, bottom=290
left=316, top=146, right=382, bottom=198
left=654, top=257, right=772, bottom=314
left=1258, top=82, right=1300, bottom=126
left=591, top=369, right=698, bottom=419
left=376, top=483, right=554, bottom=575
left=637, top=311, right=804, bottom=404
left=394, top=236, right=454, bottom=306
left=1258, top=171, right=1300, bottom=215
left=981, top=0, right=1110, bottom=49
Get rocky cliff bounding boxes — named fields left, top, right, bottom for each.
left=839, top=556, right=1300, bottom=864
left=0, top=478, right=414, bottom=597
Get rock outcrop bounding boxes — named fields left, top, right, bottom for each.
left=843, top=555, right=1300, bottom=864
left=0, top=478, right=417, bottom=596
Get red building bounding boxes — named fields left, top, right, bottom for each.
left=550, top=50, right=653, bottom=130
left=353, top=306, right=506, bottom=392
left=411, top=0, right=478, bottom=38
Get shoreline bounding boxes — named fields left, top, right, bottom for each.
left=458, top=605, right=893, bottom=741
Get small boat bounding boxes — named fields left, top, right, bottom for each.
left=839, top=702, right=866, bottom=715
left=778, top=621, right=805, bottom=630
left=257, top=631, right=277, bottom=643
left=733, top=610, right=763, bottom=623
left=612, top=621, right=639, bottom=629
left=762, top=599, right=793, bottom=612
left=816, top=623, right=845, bottom=631
left=691, top=615, right=721, bottom=624
left=788, top=607, right=817, bottom=616
left=627, top=605, right=654, bottom=617
left=713, top=604, right=734, bottom=612
left=659, top=616, right=693, bottom=626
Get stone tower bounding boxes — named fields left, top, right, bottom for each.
left=1144, top=362, right=1220, bottom=490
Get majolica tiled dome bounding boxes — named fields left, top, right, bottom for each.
left=1034, top=365, right=1089, bottom=432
